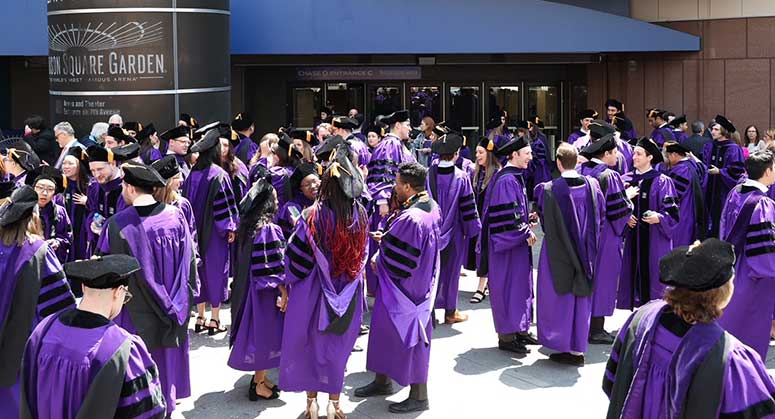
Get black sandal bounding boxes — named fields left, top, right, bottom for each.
left=248, top=376, right=279, bottom=401
left=208, top=319, right=227, bottom=336
left=194, top=316, right=206, bottom=333
left=470, top=290, right=486, bottom=304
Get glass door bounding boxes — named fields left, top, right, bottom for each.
left=290, top=85, right=323, bottom=130
left=408, top=85, right=442, bottom=126
left=325, top=83, right=364, bottom=118
left=447, top=84, right=481, bottom=137
left=368, top=85, right=403, bottom=123
left=487, top=84, right=522, bottom=131
left=526, top=83, right=561, bottom=158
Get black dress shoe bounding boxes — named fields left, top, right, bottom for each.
left=498, top=339, right=530, bottom=354
left=388, top=398, right=429, bottom=414
left=516, top=332, right=540, bottom=345
left=588, top=330, right=615, bottom=345
left=354, top=380, right=395, bottom=398
left=549, top=352, right=585, bottom=366
left=359, top=325, right=370, bottom=336
left=351, top=344, right=364, bottom=353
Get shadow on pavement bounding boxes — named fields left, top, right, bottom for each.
left=453, top=347, right=526, bottom=376
left=184, top=375, right=287, bottom=418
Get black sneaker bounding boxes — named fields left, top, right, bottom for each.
left=354, top=380, right=395, bottom=398
left=498, top=339, right=530, bottom=354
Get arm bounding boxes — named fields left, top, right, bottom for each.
left=212, top=174, right=239, bottom=237
left=605, top=173, right=634, bottom=236
left=718, top=146, right=746, bottom=189
left=648, top=177, right=679, bottom=238
left=487, top=179, right=533, bottom=251
left=116, top=337, right=167, bottom=418
left=458, top=177, right=482, bottom=239
left=53, top=207, right=72, bottom=256
left=284, top=219, right=315, bottom=286
left=742, top=201, right=775, bottom=280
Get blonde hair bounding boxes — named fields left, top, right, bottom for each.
left=0, top=212, right=43, bottom=247
left=250, top=133, right=280, bottom=168
left=664, top=280, right=734, bottom=324
left=556, top=142, right=578, bottom=170
left=153, top=177, right=180, bottom=204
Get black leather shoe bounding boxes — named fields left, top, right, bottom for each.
left=359, top=325, right=370, bottom=336
left=354, top=380, right=394, bottom=398
left=351, top=344, right=364, bottom=353
left=388, top=398, right=429, bottom=414
left=589, top=330, right=615, bottom=345
left=516, top=332, right=540, bottom=345
left=549, top=352, right=585, bottom=366
left=498, top=339, right=530, bottom=354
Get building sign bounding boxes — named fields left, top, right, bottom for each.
left=48, top=1, right=231, bottom=135
left=295, top=66, right=422, bottom=81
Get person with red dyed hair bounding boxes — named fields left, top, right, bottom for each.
left=279, top=142, right=369, bottom=419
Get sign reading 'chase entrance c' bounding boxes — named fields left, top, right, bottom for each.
left=295, top=66, right=422, bottom=81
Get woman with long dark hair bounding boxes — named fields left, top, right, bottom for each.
left=152, top=154, right=198, bottom=253
left=0, top=185, right=75, bottom=413
left=182, top=129, right=239, bottom=335
left=56, top=149, right=92, bottom=267
left=280, top=143, right=369, bottom=419
left=229, top=168, right=287, bottom=401
left=468, top=136, right=501, bottom=303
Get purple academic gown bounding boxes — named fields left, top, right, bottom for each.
left=97, top=203, right=196, bottom=413
left=578, top=162, right=633, bottom=317
left=604, top=300, right=775, bottom=419
left=718, top=183, right=775, bottom=360
left=618, top=170, right=679, bottom=310
left=277, top=194, right=314, bottom=240
left=229, top=224, right=285, bottom=372
left=427, top=164, right=481, bottom=311
left=535, top=176, right=604, bottom=354
left=141, top=147, right=164, bottom=164
left=234, top=135, right=258, bottom=166
left=229, top=161, right=250, bottom=278
left=527, top=137, right=553, bottom=199
left=666, top=158, right=707, bottom=247
left=567, top=130, right=587, bottom=146
left=478, top=166, right=534, bottom=335
left=615, top=138, right=634, bottom=176
left=348, top=135, right=372, bottom=167
left=0, top=241, right=75, bottom=417
left=280, top=205, right=366, bottom=394
left=57, top=179, right=93, bottom=262
left=39, top=202, right=72, bottom=264
left=702, top=139, right=746, bottom=238
left=182, top=165, right=239, bottom=307
left=365, top=134, right=416, bottom=294
left=269, top=165, right=294, bottom=210
left=368, top=197, right=441, bottom=386
left=85, top=176, right=126, bottom=256
left=649, top=125, right=675, bottom=148
left=21, top=309, right=166, bottom=419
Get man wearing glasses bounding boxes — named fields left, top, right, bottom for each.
left=95, top=162, right=197, bottom=416
left=160, top=126, right=192, bottom=181
left=52, top=122, right=84, bottom=170
left=20, top=255, right=167, bottom=419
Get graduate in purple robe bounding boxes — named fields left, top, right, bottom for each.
left=21, top=255, right=166, bottom=419
left=355, top=162, right=441, bottom=414
left=717, top=150, right=775, bottom=360
left=478, top=136, right=539, bottom=354
left=330, top=116, right=372, bottom=168
left=2, top=141, right=40, bottom=189
left=426, top=133, right=481, bottom=323
left=26, top=167, right=72, bottom=264
left=535, top=143, right=605, bottom=365
left=0, top=186, right=75, bottom=416
left=279, top=143, right=369, bottom=419
left=182, top=130, right=239, bottom=335
left=578, top=135, right=634, bottom=343
left=269, top=133, right=302, bottom=210
left=467, top=137, right=502, bottom=303
left=96, top=162, right=197, bottom=413
left=567, top=109, right=598, bottom=145
left=668, top=114, right=690, bottom=144
left=604, top=238, right=775, bottom=419
left=84, top=145, right=127, bottom=256
left=151, top=155, right=199, bottom=263
left=619, top=138, right=679, bottom=310
left=159, top=125, right=193, bottom=181
left=137, top=123, right=163, bottom=164
left=58, top=149, right=93, bottom=266
left=229, top=175, right=287, bottom=401
left=703, top=115, right=746, bottom=238
left=647, top=109, right=676, bottom=148
left=277, top=163, right=320, bottom=239
left=365, top=110, right=416, bottom=295
left=527, top=116, right=553, bottom=198
left=611, top=113, right=636, bottom=174
left=605, top=100, right=638, bottom=140
left=231, top=112, right=259, bottom=165
left=663, top=141, right=707, bottom=247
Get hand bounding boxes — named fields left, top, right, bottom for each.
left=74, top=193, right=88, bottom=206
left=379, top=203, right=389, bottom=217
left=47, top=239, right=59, bottom=250
left=708, top=166, right=720, bottom=175
left=642, top=214, right=660, bottom=224
left=227, top=231, right=236, bottom=243
left=369, top=231, right=384, bottom=243
left=526, top=232, right=537, bottom=246
left=528, top=212, right=539, bottom=223
left=625, top=186, right=640, bottom=201
left=277, top=287, right=288, bottom=313
left=90, top=221, right=103, bottom=235
left=627, top=215, right=637, bottom=228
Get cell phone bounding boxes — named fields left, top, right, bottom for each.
left=288, top=206, right=301, bottom=221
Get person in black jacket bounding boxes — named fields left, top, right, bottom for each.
left=23, top=115, right=59, bottom=165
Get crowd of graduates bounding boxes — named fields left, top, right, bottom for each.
left=0, top=100, right=775, bottom=419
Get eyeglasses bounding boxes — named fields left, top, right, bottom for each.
left=119, top=286, right=133, bottom=304
left=34, top=185, right=56, bottom=194
left=171, top=138, right=191, bottom=145
left=301, top=180, right=320, bottom=189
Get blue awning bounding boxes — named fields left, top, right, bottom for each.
left=231, top=0, right=699, bottom=55
left=1, top=0, right=699, bottom=56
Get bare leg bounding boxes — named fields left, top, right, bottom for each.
left=211, top=306, right=221, bottom=322
left=197, top=303, right=206, bottom=318
left=477, top=277, right=488, bottom=292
